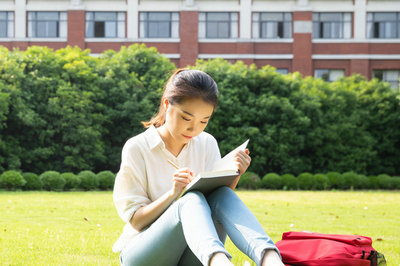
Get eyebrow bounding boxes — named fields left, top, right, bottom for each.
left=182, top=109, right=211, bottom=119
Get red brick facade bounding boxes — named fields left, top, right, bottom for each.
left=1, top=7, right=399, bottom=80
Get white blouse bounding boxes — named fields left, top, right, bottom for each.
left=112, top=125, right=221, bottom=252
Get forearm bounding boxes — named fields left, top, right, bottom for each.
left=130, top=189, right=176, bottom=231
left=229, top=175, right=240, bottom=190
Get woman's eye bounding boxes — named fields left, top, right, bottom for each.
left=200, top=121, right=208, bottom=124
left=182, top=116, right=190, bottom=121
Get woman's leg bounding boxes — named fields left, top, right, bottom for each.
left=207, top=186, right=281, bottom=266
left=120, top=191, right=230, bottom=266
left=178, top=219, right=227, bottom=266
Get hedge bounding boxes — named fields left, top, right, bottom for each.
left=1, top=170, right=400, bottom=191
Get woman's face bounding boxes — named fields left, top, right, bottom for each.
left=164, top=97, right=214, bottom=146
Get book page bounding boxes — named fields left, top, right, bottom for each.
left=211, top=139, right=249, bottom=172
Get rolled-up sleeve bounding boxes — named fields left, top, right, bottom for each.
left=113, top=138, right=151, bottom=223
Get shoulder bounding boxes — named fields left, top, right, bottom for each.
left=194, top=131, right=219, bottom=152
left=121, top=131, right=147, bottom=158
left=195, top=131, right=218, bottom=145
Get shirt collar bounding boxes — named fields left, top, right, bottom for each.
left=144, top=125, right=164, bottom=150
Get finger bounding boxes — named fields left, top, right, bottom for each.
left=173, top=176, right=191, bottom=185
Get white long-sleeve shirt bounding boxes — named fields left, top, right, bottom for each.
left=112, top=125, right=221, bottom=252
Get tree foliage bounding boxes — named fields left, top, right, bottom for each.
left=0, top=45, right=399, bottom=177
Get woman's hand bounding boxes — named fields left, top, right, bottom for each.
left=170, top=168, right=195, bottom=198
left=235, top=149, right=251, bottom=175
left=229, top=149, right=251, bottom=190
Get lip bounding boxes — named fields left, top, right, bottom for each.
left=182, top=134, right=192, bottom=139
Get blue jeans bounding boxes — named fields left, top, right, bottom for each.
left=120, top=187, right=279, bottom=266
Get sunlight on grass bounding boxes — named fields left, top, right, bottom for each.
left=1, top=191, right=399, bottom=265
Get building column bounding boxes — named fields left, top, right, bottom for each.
left=14, top=0, right=26, bottom=39
left=292, top=10, right=313, bottom=77
left=237, top=0, right=254, bottom=65
left=179, top=1, right=199, bottom=67
left=350, top=59, right=370, bottom=78
left=354, top=0, right=367, bottom=40
left=127, top=0, right=139, bottom=39
left=67, top=0, right=85, bottom=49
left=13, top=0, right=28, bottom=49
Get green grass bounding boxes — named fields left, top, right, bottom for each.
left=1, top=190, right=399, bottom=265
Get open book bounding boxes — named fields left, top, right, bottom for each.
left=181, top=139, right=249, bottom=197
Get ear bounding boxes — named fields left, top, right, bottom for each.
left=163, top=98, right=170, bottom=110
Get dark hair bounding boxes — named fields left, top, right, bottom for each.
left=142, top=68, right=219, bottom=128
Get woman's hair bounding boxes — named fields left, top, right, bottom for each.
left=142, top=68, right=219, bottom=128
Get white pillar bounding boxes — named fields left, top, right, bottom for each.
left=354, top=0, right=367, bottom=40
left=14, top=0, right=26, bottom=39
left=297, top=0, right=309, bottom=6
left=240, top=0, right=252, bottom=39
left=127, top=0, right=139, bottom=39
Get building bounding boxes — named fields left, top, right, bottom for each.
left=0, top=0, right=399, bottom=87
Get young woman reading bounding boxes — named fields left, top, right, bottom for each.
left=113, top=69, right=284, bottom=266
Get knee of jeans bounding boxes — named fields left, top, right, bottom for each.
left=207, top=186, right=235, bottom=210
left=181, top=190, right=206, bottom=205
left=209, top=186, right=232, bottom=199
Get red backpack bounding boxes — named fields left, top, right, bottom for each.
left=275, top=231, right=386, bottom=266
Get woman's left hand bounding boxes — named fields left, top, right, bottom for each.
left=235, top=149, right=251, bottom=175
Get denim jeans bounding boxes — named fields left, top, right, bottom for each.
left=120, top=186, right=279, bottom=266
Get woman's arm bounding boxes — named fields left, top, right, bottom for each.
left=130, top=168, right=194, bottom=231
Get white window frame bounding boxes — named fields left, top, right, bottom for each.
left=199, top=12, right=238, bottom=39
left=373, top=70, right=400, bottom=90
left=28, top=11, right=67, bottom=38
left=315, top=69, right=345, bottom=82
left=252, top=12, right=292, bottom=39
left=0, top=11, right=14, bottom=38
left=312, top=12, right=352, bottom=39
left=367, top=12, right=400, bottom=39
left=139, top=12, right=179, bottom=39
left=85, top=12, right=125, bottom=38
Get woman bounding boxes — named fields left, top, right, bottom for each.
left=113, top=69, right=283, bottom=266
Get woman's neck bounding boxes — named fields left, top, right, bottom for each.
left=156, top=125, right=185, bottom=157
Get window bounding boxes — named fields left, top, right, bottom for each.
left=140, top=12, right=179, bottom=38
left=199, top=12, right=238, bottom=39
left=0, top=11, right=13, bottom=38
left=315, top=69, right=344, bottom=82
left=86, top=12, right=125, bottom=38
left=252, top=12, right=292, bottom=39
left=373, top=70, right=400, bottom=89
left=28, top=12, right=67, bottom=38
left=367, top=13, right=400, bottom=39
left=313, top=12, right=352, bottom=39
left=276, top=68, right=289, bottom=75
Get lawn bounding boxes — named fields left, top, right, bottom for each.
left=1, top=190, right=399, bottom=265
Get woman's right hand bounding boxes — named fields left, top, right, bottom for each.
left=170, top=168, right=194, bottom=198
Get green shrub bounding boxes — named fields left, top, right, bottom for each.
left=326, top=172, right=345, bottom=190
left=377, top=174, right=392, bottom=190
left=97, top=170, right=116, bottom=190
left=281, top=174, right=298, bottom=190
left=40, top=171, right=65, bottom=191
left=62, top=172, right=80, bottom=190
left=0, top=170, right=26, bottom=190
left=392, top=177, right=400, bottom=189
left=262, top=173, right=283, bottom=190
left=22, top=172, right=42, bottom=190
left=342, top=172, right=362, bottom=190
left=357, top=174, right=370, bottom=189
left=368, top=175, right=379, bottom=189
left=298, top=172, right=314, bottom=190
left=78, top=170, right=99, bottom=190
left=237, top=171, right=261, bottom=190
left=314, top=173, right=330, bottom=190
